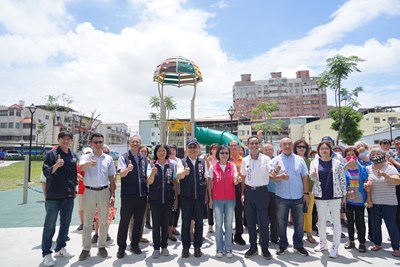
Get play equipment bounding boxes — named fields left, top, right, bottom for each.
left=195, top=127, right=241, bottom=146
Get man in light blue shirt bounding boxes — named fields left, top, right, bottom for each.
left=270, top=137, right=310, bottom=257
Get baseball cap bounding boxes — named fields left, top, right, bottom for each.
left=83, top=147, right=93, bottom=154
left=321, top=136, right=334, bottom=143
left=186, top=138, right=199, bottom=147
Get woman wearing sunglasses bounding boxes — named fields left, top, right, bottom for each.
left=208, top=145, right=241, bottom=258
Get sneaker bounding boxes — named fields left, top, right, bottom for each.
left=162, top=248, right=169, bottom=256
left=344, top=241, right=355, bottom=249
left=216, top=251, right=223, bottom=258
left=245, top=246, right=258, bottom=258
left=77, top=224, right=83, bottom=231
left=79, top=250, right=90, bottom=261
left=208, top=225, right=214, bottom=233
left=262, top=248, right=272, bottom=259
left=54, top=247, right=74, bottom=258
left=181, top=248, right=190, bottom=258
left=276, top=247, right=287, bottom=255
left=130, top=246, right=142, bottom=255
left=359, top=243, right=366, bottom=253
left=140, top=237, right=150, bottom=243
left=294, top=247, right=309, bottom=256
left=43, top=254, right=55, bottom=267
left=226, top=250, right=233, bottom=258
left=97, top=247, right=108, bottom=258
left=314, top=243, right=328, bottom=252
left=91, top=234, right=98, bottom=243
left=152, top=250, right=161, bottom=258
left=329, top=245, right=338, bottom=258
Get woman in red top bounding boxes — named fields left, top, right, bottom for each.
left=208, top=145, right=241, bottom=258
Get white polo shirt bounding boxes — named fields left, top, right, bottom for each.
left=241, top=153, right=271, bottom=187
left=80, top=152, right=116, bottom=187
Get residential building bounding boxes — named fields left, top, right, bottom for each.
left=98, top=122, right=130, bottom=145
left=232, top=70, right=328, bottom=119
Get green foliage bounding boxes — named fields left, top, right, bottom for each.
left=318, top=54, right=365, bottom=144
left=0, top=161, right=43, bottom=191
left=149, top=95, right=177, bottom=123
left=252, top=102, right=280, bottom=141
left=329, top=107, right=363, bottom=145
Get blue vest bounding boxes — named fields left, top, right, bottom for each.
left=149, top=161, right=175, bottom=204
left=121, top=151, right=148, bottom=197
left=180, top=157, right=207, bottom=199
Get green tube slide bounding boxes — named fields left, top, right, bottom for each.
left=195, top=127, right=241, bottom=146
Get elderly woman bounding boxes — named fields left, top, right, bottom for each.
left=310, top=141, right=346, bottom=258
left=365, top=148, right=400, bottom=257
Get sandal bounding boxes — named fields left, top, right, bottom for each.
left=306, top=235, right=317, bottom=244
left=370, top=245, right=382, bottom=251
left=392, top=250, right=400, bottom=257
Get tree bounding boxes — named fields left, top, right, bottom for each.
left=148, top=95, right=177, bottom=143
left=318, top=54, right=364, bottom=144
left=329, top=106, right=363, bottom=145
left=252, top=102, right=280, bottom=142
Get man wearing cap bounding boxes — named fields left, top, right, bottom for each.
left=41, top=131, right=78, bottom=267
left=78, top=133, right=116, bottom=261
left=177, top=138, right=208, bottom=258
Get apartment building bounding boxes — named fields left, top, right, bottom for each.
left=232, top=70, right=328, bottom=119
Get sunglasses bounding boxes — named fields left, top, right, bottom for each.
left=188, top=146, right=197, bottom=149
left=219, top=152, right=229, bottom=155
left=103, top=151, right=109, bottom=154
left=297, top=146, right=307, bottom=149
left=93, top=141, right=103, bottom=145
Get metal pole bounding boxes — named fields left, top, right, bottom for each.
left=22, top=155, right=29, bottom=204
left=28, top=111, right=34, bottom=182
left=389, top=122, right=393, bottom=143
left=230, top=115, right=233, bottom=133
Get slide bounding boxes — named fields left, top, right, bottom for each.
left=195, top=127, right=241, bottom=146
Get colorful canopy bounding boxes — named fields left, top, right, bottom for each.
left=153, top=56, right=203, bottom=87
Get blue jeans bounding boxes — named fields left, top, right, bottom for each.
left=213, top=200, right=235, bottom=252
left=276, top=196, right=304, bottom=249
left=41, top=198, right=74, bottom=257
left=371, top=204, right=399, bottom=250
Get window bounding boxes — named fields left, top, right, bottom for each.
left=0, top=123, right=7, bottom=128
left=374, top=118, right=380, bottom=123
left=23, top=123, right=30, bottom=129
left=388, top=117, right=398, bottom=123
left=15, top=123, right=20, bottom=129
left=0, top=110, right=8, bottom=116
left=8, top=122, right=13, bottom=128
left=45, top=115, right=50, bottom=120
left=9, top=109, right=14, bottom=116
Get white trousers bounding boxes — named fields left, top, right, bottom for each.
left=315, top=198, right=342, bottom=249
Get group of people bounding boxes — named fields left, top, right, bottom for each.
left=40, top=130, right=400, bottom=266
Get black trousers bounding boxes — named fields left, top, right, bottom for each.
left=117, top=196, right=147, bottom=251
left=169, top=195, right=181, bottom=227
left=346, top=203, right=366, bottom=243
left=234, top=184, right=244, bottom=236
left=180, top=196, right=205, bottom=249
left=268, top=191, right=278, bottom=243
left=150, top=201, right=173, bottom=250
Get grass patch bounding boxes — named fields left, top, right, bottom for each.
left=0, top=161, right=43, bottom=191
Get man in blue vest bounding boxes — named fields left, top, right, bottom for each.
left=116, top=135, right=149, bottom=258
left=177, top=138, right=208, bottom=258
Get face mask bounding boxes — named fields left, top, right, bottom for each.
left=359, top=151, right=368, bottom=158
left=369, top=154, right=386, bottom=164
left=346, top=156, right=357, bottom=162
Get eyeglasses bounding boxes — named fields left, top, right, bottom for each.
left=93, top=141, right=103, bottom=145
left=219, top=152, right=229, bottom=155
left=297, top=146, right=307, bottom=149
left=248, top=142, right=259, bottom=145
left=188, top=146, right=197, bottom=149
left=103, top=151, right=109, bottom=154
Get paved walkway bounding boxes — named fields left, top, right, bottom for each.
left=0, top=186, right=398, bottom=266
left=0, top=160, right=21, bottom=168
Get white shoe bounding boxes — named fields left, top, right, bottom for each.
left=226, top=250, right=233, bottom=258
left=216, top=251, right=223, bottom=258
left=314, top=243, right=328, bottom=252
left=329, top=245, right=338, bottom=258
left=43, top=254, right=55, bottom=266
left=54, top=247, right=74, bottom=258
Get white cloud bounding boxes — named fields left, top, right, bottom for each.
left=0, top=0, right=400, bottom=133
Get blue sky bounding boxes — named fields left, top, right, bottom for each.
left=0, top=0, right=400, bottom=131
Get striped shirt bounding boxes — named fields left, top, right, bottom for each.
left=368, top=164, right=399, bottom=206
